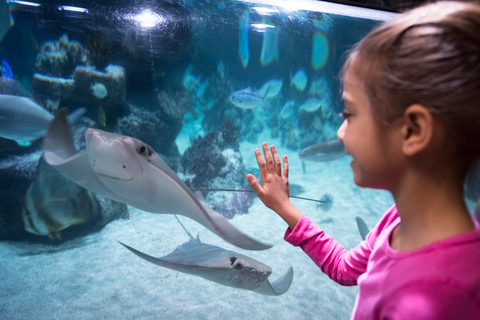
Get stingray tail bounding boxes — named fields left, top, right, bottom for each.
left=253, top=266, right=294, bottom=296
left=192, top=191, right=272, bottom=250
left=175, top=215, right=195, bottom=240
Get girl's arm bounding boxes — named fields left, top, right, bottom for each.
left=247, top=142, right=376, bottom=285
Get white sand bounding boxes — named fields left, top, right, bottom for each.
left=0, top=133, right=394, bottom=319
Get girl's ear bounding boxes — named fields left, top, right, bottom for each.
left=401, top=104, right=435, bottom=156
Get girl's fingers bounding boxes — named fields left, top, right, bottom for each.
left=271, top=145, right=281, bottom=176
left=246, top=174, right=263, bottom=195
left=262, top=142, right=274, bottom=172
left=283, top=155, right=289, bottom=179
left=254, top=147, right=266, bottom=171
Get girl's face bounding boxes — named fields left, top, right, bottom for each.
left=337, top=69, right=404, bottom=191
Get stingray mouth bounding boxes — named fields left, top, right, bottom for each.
left=86, top=132, right=136, bottom=180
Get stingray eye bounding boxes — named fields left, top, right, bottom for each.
left=138, top=145, right=149, bottom=156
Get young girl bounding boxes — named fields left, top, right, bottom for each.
left=247, top=2, right=480, bottom=319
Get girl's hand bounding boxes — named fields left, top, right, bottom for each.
left=246, top=142, right=291, bottom=213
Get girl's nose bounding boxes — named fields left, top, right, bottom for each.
left=337, top=120, right=347, bottom=142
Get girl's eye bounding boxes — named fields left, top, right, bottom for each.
left=339, top=112, right=352, bottom=120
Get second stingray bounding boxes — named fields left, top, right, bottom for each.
left=119, top=216, right=294, bottom=296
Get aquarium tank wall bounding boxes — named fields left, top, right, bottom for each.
left=0, top=0, right=397, bottom=318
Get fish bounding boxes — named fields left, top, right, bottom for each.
left=0, top=94, right=86, bottom=144
left=118, top=216, right=293, bottom=296
left=217, top=60, right=225, bottom=78
left=239, top=10, right=249, bottom=68
left=260, top=19, right=279, bottom=66
left=299, top=97, right=322, bottom=113
left=90, top=81, right=108, bottom=99
left=0, top=0, right=13, bottom=44
left=279, top=100, right=296, bottom=120
left=0, top=78, right=29, bottom=96
left=196, top=79, right=209, bottom=98
left=1, top=60, right=13, bottom=79
left=256, top=79, right=283, bottom=99
left=317, top=193, right=333, bottom=212
left=43, top=109, right=271, bottom=250
left=182, top=73, right=199, bottom=92
left=22, top=158, right=99, bottom=239
left=229, top=87, right=269, bottom=110
left=355, top=216, right=370, bottom=241
left=298, top=139, right=346, bottom=162
left=308, top=77, right=329, bottom=97
left=98, top=106, right=106, bottom=127
left=290, top=69, right=307, bottom=91
left=312, top=32, right=329, bottom=70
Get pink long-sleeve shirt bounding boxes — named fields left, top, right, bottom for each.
left=284, top=205, right=480, bottom=319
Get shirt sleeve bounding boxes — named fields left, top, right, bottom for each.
left=284, top=214, right=373, bottom=286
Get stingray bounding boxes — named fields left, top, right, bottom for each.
left=43, top=109, right=271, bottom=250
left=118, top=217, right=294, bottom=296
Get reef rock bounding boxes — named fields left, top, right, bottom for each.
left=116, top=104, right=181, bottom=158
left=34, top=34, right=88, bottom=78
left=204, top=149, right=254, bottom=219
left=181, top=121, right=252, bottom=218
left=32, top=34, right=126, bottom=108
left=33, top=64, right=126, bottom=107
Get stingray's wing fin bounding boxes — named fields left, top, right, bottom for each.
left=192, top=190, right=273, bottom=250
left=253, top=266, right=294, bottom=296
left=43, top=108, right=118, bottom=200
left=118, top=241, right=167, bottom=267
left=355, top=216, right=370, bottom=241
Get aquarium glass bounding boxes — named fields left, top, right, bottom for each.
left=0, top=0, right=397, bottom=318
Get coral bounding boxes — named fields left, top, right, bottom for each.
left=157, top=90, right=196, bottom=120
left=181, top=125, right=251, bottom=218
left=35, top=34, right=88, bottom=78
left=116, top=104, right=181, bottom=156
left=181, top=132, right=226, bottom=186
left=216, top=120, right=241, bottom=151
left=32, top=34, right=126, bottom=109
left=204, top=149, right=253, bottom=218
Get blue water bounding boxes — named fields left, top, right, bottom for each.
left=0, top=1, right=396, bottom=319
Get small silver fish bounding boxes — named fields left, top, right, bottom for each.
left=279, top=100, right=296, bottom=120
left=229, top=87, right=268, bottom=110
left=196, top=79, right=209, bottom=98
left=298, top=139, right=346, bottom=162
left=291, top=69, right=307, bottom=91
left=257, top=79, right=283, bottom=98
left=299, top=97, right=322, bottom=113
left=217, top=61, right=225, bottom=78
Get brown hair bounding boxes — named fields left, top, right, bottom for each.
left=344, top=1, right=480, bottom=162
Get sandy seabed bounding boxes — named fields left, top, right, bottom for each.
left=0, top=132, right=394, bottom=320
